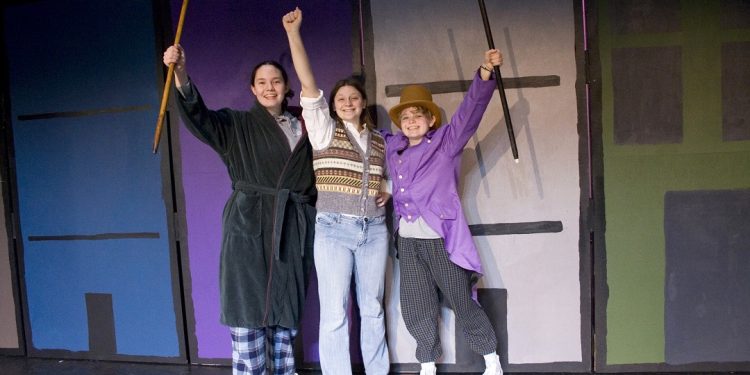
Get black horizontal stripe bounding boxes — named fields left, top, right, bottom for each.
left=385, top=75, right=560, bottom=97
left=469, top=221, right=563, bottom=236
left=17, top=104, right=152, bottom=121
left=28, top=232, right=160, bottom=241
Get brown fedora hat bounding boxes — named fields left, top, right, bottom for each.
left=388, top=85, right=442, bottom=128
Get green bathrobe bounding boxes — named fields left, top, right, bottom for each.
left=176, top=82, right=316, bottom=329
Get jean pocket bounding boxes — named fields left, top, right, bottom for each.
left=315, top=212, right=339, bottom=227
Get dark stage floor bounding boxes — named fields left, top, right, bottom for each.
left=2, top=356, right=749, bottom=375
left=0, top=356, right=232, bottom=375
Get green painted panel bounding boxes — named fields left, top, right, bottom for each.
left=599, top=0, right=750, bottom=365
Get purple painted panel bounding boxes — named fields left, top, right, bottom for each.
left=170, top=0, right=355, bottom=360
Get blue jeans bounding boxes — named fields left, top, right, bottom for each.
left=314, top=212, right=390, bottom=375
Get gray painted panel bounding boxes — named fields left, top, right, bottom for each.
left=85, top=293, right=116, bottom=355
left=0, top=182, right=20, bottom=350
left=722, top=42, right=750, bottom=141
left=664, top=189, right=750, bottom=364
left=612, top=47, right=683, bottom=145
left=721, top=0, right=750, bottom=29
left=612, top=0, right=681, bottom=34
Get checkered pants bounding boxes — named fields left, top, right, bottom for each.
left=230, top=326, right=297, bottom=375
left=397, top=236, right=497, bottom=362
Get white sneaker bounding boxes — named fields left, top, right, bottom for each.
left=420, top=362, right=436, bottom=375
left=482, top=354, right=503, bottom=375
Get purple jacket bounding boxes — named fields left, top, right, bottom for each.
left=383, top=72, right=495, bottom=274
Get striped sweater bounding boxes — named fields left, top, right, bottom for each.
left=313, top=123, right=386, bottom=218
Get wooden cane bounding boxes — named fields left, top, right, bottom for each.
left=478, top=0, right=519, bottom=162
left=152, top=0, right=189, bottom=154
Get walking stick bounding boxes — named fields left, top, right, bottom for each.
left=152, top=0, right=189, bottom=154
left=478, top=0, right=519, bottom=162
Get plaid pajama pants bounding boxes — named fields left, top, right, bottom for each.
left=397, top=236, right=498, bottom=362
left=230, top=326, right=298, bottom=375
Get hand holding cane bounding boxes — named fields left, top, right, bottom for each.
left=153, top=0, right=189, bottom=154
left=478, top=0, right=519, bottom=162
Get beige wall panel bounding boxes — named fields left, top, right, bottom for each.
left=373, top=0, right=582, bottom=364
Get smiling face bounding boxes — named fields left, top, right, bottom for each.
left=250, top=64, right=289, bottom=115
left=399, top=106, right=436, bottom=146
left=333, top=85, right=366, bottom=126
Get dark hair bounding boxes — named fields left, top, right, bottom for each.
left=250, top=60, right=295, bottom=111
left=328, top=77, right=375, bottom=130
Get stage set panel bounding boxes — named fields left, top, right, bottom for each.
left=372, top=0, right=587, bottom=373
left=595, top=0, right=750, bottom=372
left=4, top=0, right=186, bottom=362
left=1, top=168, right=22, bottom=354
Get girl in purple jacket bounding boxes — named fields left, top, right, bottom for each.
left=383, top=49, right=504, bottom=375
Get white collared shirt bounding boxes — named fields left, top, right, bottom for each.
left=299, top=89, right=369, bottom=151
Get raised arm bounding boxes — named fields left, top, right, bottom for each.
left=283, top=7, right=319, bottom=99
left=163, top=44, right=232, bottom=154
left=442, top=49, right=504, bottom=154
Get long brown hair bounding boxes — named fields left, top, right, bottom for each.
left=328, top=77, right=375, bottom=131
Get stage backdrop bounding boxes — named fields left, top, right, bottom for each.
left=593, top=0, right=750, bottom=372
left=3, top=0, right=748, bottom=373
left=170, top=1, right=590, bottom=371
left=3, top=0, right=186, bottom=362
left=371, top=0, right=586, bottom=372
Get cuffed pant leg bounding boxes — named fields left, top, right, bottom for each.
left=427, top=239, right=498, bottom=355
